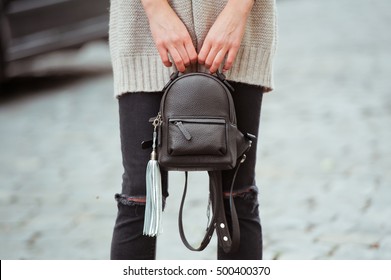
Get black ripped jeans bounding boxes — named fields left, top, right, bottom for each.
left=110, top=82, right=264, bottom=260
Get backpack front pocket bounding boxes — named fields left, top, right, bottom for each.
left=168, top=118, right=227, bottom=156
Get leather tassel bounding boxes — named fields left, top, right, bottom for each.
left=143, top=128, right=163, bottom=236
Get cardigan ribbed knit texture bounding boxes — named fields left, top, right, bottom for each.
left=109, top=0, right=277, bottom=97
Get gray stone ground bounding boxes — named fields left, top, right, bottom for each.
left=0, top=0, right=390, bottom=260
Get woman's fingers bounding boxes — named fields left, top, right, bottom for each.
left=211, top=48, right=231, bottom=73
left=143, top=0, right=253, bottom=73
left=198, top=41, right=211, bottom=66
left=185, top=41, right=198, bottom=65
left=222, top=45, right=240, bottom=73
left=168, top=47, right=186, bottom=72
left=197, top=0, right=253, bottom=73
left=156, top=47, right=173, bottom=68
left=158, top=33, right=196, bottom=72
left=168, top=37, right=197, bottom=71
left=143, top=1, right=197, bottom=72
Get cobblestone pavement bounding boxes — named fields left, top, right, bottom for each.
left=0, top=0, right=390, bottom=259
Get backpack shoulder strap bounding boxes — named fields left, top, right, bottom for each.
left=177, top=155, right=246, bottom=253
left=178, top=171, right=215, bottom=251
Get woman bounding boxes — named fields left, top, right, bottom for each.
left=109, top=0, right=277, bottom=260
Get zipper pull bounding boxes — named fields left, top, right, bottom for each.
left=175, top=121, right=192, bottom=141
left=151, top=112, right=162, bottom=127
left=149, top=113, right=163, bottom=147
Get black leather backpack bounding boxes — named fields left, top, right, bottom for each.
left=144, top=71, right=255, bottom=253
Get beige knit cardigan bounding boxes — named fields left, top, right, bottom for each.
left=109, top=0, right=277, bottom=97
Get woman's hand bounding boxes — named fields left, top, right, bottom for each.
left=198, top=0, right=254, bottom=73
left=141, top=0, right=197, bottom=72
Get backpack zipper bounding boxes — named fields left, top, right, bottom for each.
left=174, top=121, right=192, bottom=141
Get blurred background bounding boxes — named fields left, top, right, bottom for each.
left=0, top=0, right=390, bottom=260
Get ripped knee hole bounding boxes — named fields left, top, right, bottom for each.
left=223, top=187, right=257, bottom=200
left=115, top=193, right=146, bottom=206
